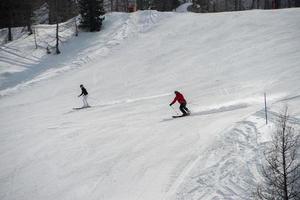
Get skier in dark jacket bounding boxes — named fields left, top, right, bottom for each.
left=169, top=91, right=190, bottom=116
left=78, top=84, right=89, bottom=107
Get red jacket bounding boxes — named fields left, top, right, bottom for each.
left=170, top=92, right=186, bottom=105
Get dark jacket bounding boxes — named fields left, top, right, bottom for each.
left=79, top=87, right=88, bottom=96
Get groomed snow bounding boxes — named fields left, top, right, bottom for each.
left=0, top=9, right=300, bottom=200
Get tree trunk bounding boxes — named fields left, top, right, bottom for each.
left=56, top=21, right=60, bottom=54
left=8, top=26, right=12, bottom=41
left=116, top=0, right=119, bottom=11
left=225, top=0, right=229, bottom=10
left=110, top=0, right=114, bottom=11
left=281, top=120, right=289, bottom=200
left=55, top=0, right=60, bottom=54
left=8, top=8, right=13, bottom=41
left=26, top=2, right=33, bottom=35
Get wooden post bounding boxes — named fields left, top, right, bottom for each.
left=56, top=21, right=60, bottom=54
left=75, top=18, right=78, bottom=36
left=33, top=27, right=38, bottom=49
left=8, top=27, right=12, bottom=41
left=55, top=0, right=60, bottom=54
left=264, top=92, right=268, bottom=124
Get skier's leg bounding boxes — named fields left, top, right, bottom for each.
left=82, top=96, right=86, bottom=107
left=82, top=95, right=88, bottom=107
left=180, top=103, right=188, bottom=115
left=183, top=104, right=190, bottom=114
left=84, top=95, right=89, bottom=107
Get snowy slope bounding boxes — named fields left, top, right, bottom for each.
left=0, top=13, right=132, bottom=94
left=0, top=9, right=300, bottom=200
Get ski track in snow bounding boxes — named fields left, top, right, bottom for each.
left=166, top=102, right=300, bottom=200
left=64, top=93, right=172, bottom=114
left=169, top=117, right=262, bottom=200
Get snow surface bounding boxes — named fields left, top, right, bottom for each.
left=0, top=9, right=300, bottom=200
left=176, top=3, right=193, bottom=12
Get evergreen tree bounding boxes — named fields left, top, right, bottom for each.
left=47, top=0, right=78, bottom=24
left=79, top=0, right=105, bottom=32
left=137, top=0, right=151, bottom=10
left=152, top=0, right=180, bottom=11
left=0, top=0, right=34, bottom=41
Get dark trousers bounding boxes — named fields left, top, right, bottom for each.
left=179, top=103, right=190, bottom=115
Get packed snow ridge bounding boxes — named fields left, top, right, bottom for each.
left=0, top=8, right=300, bottom=200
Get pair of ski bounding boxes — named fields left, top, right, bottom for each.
left=172, top=113, right=191, bottom=118
left=73, top=105, right=91, bottom=110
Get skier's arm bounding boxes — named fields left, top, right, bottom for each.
left=169, top=97, right=177, bottom=106
left=78, top=91, right=83, bottom=97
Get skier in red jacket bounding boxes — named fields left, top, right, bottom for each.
left=169, top=91, right=190, bottom=116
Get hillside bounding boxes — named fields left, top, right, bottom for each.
left=0, top=9, right=300, bottom=200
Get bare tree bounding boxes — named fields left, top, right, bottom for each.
left=225, top=0, right=229, bottom=10
left=235, top=0, right=242, bottom=10
left=111, top=0, right=114, bottom=11
left=115, top=0, right=119, bottom=11
left=257, top=107, right=300, bottom=200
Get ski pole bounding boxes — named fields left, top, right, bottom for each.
left=170, top=105, right=179, bottom=115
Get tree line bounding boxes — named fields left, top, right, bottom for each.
left=191, top=0, right=300, bottom=12
left=0, top=0, right=181, bottom=42
left=0, top=0, right=79, bottom=41
left=2, top=0, right=299, bottom=42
